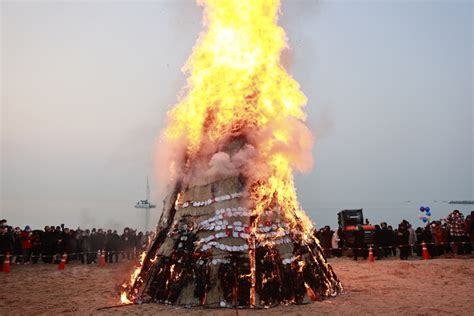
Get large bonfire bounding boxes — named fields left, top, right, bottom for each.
left=121, top=0, right=342, bottom=308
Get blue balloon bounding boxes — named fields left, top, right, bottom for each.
left=422, top=217, right=428, bottom=223
left=419, top=206, right=425, bottom=212
left=426, top=212, right=431, bottom=216
left=425, top=207, right=430, bottom=212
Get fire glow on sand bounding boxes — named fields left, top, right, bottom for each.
left=121, top=0, right=343, bottom=308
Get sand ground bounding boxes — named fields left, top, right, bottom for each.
left=1, top=256, right=473, bottom=315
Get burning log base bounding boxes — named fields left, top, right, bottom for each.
left=123, top=153, right=342, bottom=308
left=122, top=0, right=342, bottom=308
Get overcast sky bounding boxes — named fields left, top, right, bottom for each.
left=1, top=0, right=473, bottom=230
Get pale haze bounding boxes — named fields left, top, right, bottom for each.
left=1, top=0, right=473, bottom=231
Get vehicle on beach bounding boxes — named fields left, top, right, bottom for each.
left=337, top=209, right=375, bottom=255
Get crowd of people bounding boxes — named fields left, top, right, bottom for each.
left=316, top=210, right=474, bottom=260
left=0, top=219, right=153, bottom=268
left=1, top=209, right=473, bottom=270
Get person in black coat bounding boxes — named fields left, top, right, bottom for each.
left=79, top=230, right=92, bottom=264
left=96, top=229, right=106, bottom=252
left=415, top=227, right=423, bottom=256
left=380, top=222, right=390, bottom=257
left=397, top=222, right=410, bottom=260
left=121, top=228, right=133, bottom=260
left=129, top=230, right=138, bottom=259
left=387, top=225, right=397, bottom=256
left=41, top=226, right=55, bottom=263
left=105, top=230, right=120, bottom=263
left=52, top=226, right=63, bottom=263
left=0, top=226, right=14, bottom=270
left=89, top=228, right=98, bottom=263
left=373, top=225, right=383, bottom=260
left=319, top=226, right=333, bottom=257
left=421, top=225, right=436, bottom=257
left=65, top=229, right=78, bottom=261
left=12, top=227, right=22, bottom=264
left=31, top=230, right=42, bottom=264
left=353, top=225, right=366, bottom=260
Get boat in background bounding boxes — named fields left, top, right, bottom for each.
left=448, top=200, right=474, bottom=205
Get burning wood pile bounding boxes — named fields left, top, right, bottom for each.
left=121, top=0, right=342, bottom=308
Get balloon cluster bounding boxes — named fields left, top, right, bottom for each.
left=418, top=206, right=431, bottom=223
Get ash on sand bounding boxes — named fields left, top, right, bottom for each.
left=1, top=258, right=473, bottom=315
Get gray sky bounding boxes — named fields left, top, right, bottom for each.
left=1, top=0, right=473, bottom=231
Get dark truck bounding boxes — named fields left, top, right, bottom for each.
left=337, top=209, right=375, bottom=250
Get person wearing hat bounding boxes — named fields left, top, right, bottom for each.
left=21, top=226, right=33, bottom=264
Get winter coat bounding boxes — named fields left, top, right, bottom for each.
left=446, top=212, right=466, bottom=237
left=13, top=233, right=22, bottom=255
left=80, top=235, right=91, bottom=253
left=90, top=233, right=106, bottom=251
left=105, top=233, right=120, bottom=251
left=41, top=231, right=55, bottom=255
left=354, top=229, right=365, bottom=248
left=0, top=232, right=13, bottom=254
left=397, top=229, right=409, bottom=246
left=320, top=230, right=332, bottom=250
left=21, top=231, right=33, bottom=250
left=374, top=227, right=383, bottom=246
left=433, top=226, right=447, bottom=245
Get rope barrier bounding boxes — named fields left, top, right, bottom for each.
left=2, top=241, right=473, bottom=259
left=320, top=240, right=474, bottom=251
left=3, top=250, right=145, bottom=259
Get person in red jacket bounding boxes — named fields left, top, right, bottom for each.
left=21, top=226, right=33, bottom=264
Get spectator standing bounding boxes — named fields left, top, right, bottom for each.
left=414, top=227, right=423, bottom=256
left=121, top=228, right=132, bottom=260
left=0, top=226, right=13, bottom=270
left=446, top=210, right=467, bottom=255
left=41, top=226, right=55, bottom=263
left=397, top=222, right=410, bottom=260
left=319, top=226, right=333, bottom=257
left=433, top=221, right=447, bottom=256
left=353, top=225, right=366, bottom=261
left=79, top=230, right=92, bottom=264
left=53, top=226, right=63, bottom=263
left=105, top=229, right=120, bottom=263
left=373, top=225, right=383, bottom=260
left=21, top=226, right=33, bottom=264
left=31, top=230, right=42, bottom=264
left=387, top=225, right=397, bottom=256
left=465, top=212, right=473, bottom=254
left=90, top=228, right=99, bottom=263
left=12, top=228, right=22, bottom=264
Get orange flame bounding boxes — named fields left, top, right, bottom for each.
left=120, top=251, right=147, bottom=304
left=164, top=0, right=315, bottom=234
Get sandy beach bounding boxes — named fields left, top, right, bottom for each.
left=1, top=256, right=473, bottom=315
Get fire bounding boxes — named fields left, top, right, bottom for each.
left=120, top=292, right=131, bottom=305
left=121, top=0, right=343, bottom=306
left=120, top=251, right=147, bottom=304
left=164, top=0, right=314, bottom=233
